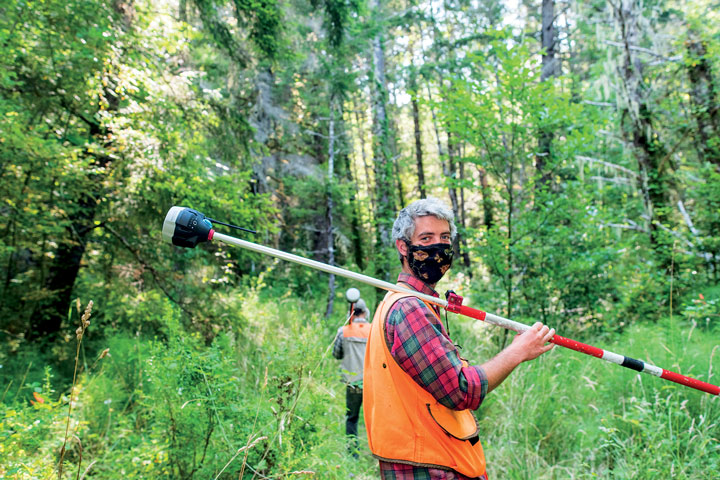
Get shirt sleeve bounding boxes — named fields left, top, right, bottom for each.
left=386, top=297, right=488, bottom=411
left=332, top=328, right=344, bottom=359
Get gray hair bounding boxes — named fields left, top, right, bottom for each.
left=391, top=197, right=457, bottom=261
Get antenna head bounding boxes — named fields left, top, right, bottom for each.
left=345, top=287, right=361, bottom=303
left=162, top=206, right=214, bottom=248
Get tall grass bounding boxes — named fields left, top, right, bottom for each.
left=1, top=288, right=717, bottom=479
left=58, top=299, right=93, bottom=479
left=459, top=317, right=720, bottom=479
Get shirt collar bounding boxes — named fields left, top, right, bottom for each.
left=397, top=273, right=439, bottom=298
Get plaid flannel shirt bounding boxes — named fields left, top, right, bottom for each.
left=378, top=273, right=489, bottom=480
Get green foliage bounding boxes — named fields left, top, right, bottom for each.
left=0, top=0, right=277, bottom=340
left=311, top=0, right=361, bottom=47
left=0, top=288, right=379, bottom=478
left=680, top=284, right=720, bottom=333
left=684, top=165, right=720, bottom=283
left=5, top=291, right=718, bottom=479
left=0, top=0, right=117, bottom=331
left=234, top=0, right=284, bottom=59
left=436, top=33, right=637, bottom=334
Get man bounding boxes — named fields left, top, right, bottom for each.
left=364, top=197, right=555, bottom=479
left=332, top=296, right=371, bottom=457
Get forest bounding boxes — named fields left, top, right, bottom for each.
left=1, top=0, right=719, bottom=478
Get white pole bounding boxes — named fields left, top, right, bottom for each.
left=212, top=232, right=531, bottom=333
left=212, top=232, right=446, bottom=308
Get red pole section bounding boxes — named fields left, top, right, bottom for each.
left=550, top=335, right=604, bottom=358
left=455, top=305, right=719, bottom=396
left=660, top=370, right=720, bottom=396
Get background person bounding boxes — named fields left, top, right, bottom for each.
left=332, top=295, right=371, bottom=458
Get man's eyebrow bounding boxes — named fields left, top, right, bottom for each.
left=416, top=230, right=451, bottom=236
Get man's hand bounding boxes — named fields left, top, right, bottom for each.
left=507, top=322, right=555, bottom=362
left=481, top=322, right=555, bottom=393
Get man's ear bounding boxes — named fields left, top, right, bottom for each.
left=396, top=238, right=408, bottom=258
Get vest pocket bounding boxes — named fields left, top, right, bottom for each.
left=426, top=403, right=479, bottom=440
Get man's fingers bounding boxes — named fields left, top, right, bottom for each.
left=543, top=328, right=555, bottom=343
left=520, top=323, right=556, bottom=352
left=542, top=328, right=556, bottom=353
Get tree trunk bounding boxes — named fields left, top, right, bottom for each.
left=410, top=71, right=427, bottom=199
left=444, top=131, right=462, bottom=258
left=387, top=79, right=405, bottom=208
left=540, top=0, right=560, bottom=80
left=458, top=159, right=471, bottom=271
left=370, top=0, right=396, bottom=284
left=393, top=154, right=406, bottom=209
left=28, top=109, right=113, bottom=340
left=325, top=99, right=337, bottom=318
left=26, top=0, right=139, bottom=339
left=501, top=160, right=515, bottom=350
left=352, top=97, right=376, bottom=218
left=477, top=166, right=494, bottom=230
left=29, top=197, right=96, bottom=340
left=612, top=0, right=673, bottom=247
left=535, top=0, right=558, bottom=193
left=340, top=112, right=365, bottom=270
left=686, top=36, right=720, bottom=168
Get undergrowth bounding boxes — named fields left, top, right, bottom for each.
left=1, top=285, right=718, bottom=479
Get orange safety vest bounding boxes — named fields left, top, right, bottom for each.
left=339, top=319, right=370, bottom=384
left=363, top=290, right=487, bottom=477
left=343, top=320, right=370, bottom=339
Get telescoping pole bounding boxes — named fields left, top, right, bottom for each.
left=213, top=233, right=719, bottom=396
left=162, top=206, right=720, bottom=396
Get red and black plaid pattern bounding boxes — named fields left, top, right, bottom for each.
left=379, top=463, right=488, bottom=480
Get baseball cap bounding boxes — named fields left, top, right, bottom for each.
left=354, top=298, right=369, bottom=316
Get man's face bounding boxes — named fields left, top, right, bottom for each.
left=396, top=215, right=452, bottom=260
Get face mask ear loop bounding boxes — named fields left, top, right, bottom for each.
left=402, top=239, right=410, bottom=269
left=445, top=310, right=462, bottom=350
left=443, top=309, right=463, bottom=351
left=444, top=309, right=451, bottom=339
